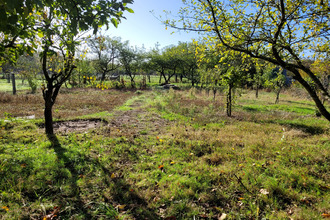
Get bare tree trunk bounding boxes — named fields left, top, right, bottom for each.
left=255, top=83, right=259, bottom=99
left=275, top=87, right=281, bottom=104
left=213, top=88, right=216, bottom=101
left=292, top=69, right=330, bottom=121
left=11, top=73, right=16, bottom=95
left=44, top=101, right=54, bottom=135
left=226, top=83, right=233, bottom=117
left=101, top=72, right=106, bottom=82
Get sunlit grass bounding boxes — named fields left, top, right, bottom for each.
left=0, top=88, right=329, bottom=219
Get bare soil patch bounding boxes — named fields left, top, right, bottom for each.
left=38, top=119, right=108, bottom=133
left=55, top=119, right=107, bottom=133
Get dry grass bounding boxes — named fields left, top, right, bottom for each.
left=0, top=88, right=135, bottom=119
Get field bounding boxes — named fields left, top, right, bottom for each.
left=0, top=86, right=329, bottom=219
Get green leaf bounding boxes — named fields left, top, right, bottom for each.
left=111, top=18, right=118, bottom=28
left=37, top=32, right=44, bottom=38
left=125, top=8, right=134, bottom=13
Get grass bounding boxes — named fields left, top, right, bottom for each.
left=0, top=79, right=32, bottom=92
left=0, top=87, right=329, bottom=219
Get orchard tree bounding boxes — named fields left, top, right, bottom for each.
left=1, top=0, right=134, bottom=135
left=264, top=66, right=287, bottom=104
left=167, top=0, right=330, bottom=121
left=250, top=60, right=267, bottom=99
left=118, top=41, right=143, bottom=87
left=0, top=2, right=37, bottom=65
left=17, top=53, right=41, bottom=94
left=217, top=53, right=250, bottom=116
left=88, top=35, right=121, bottom=82
left=39, top=1, right=133, bottom=135
left=149, top=48, right=171, bottom=84
left=69, top=50, right=95, bottom=87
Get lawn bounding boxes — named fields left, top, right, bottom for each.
left=0, top=87, right=329, bottom=219
left=0, top=79, right=32, bottom=93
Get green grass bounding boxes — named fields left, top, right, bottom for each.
left=0, top=79, right=32, bottom=92
left=0, top=88, right=329, bottom=219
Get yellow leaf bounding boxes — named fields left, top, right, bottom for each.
left=116, top=204, right=126, bottom=210
left=321, top=213, right=330, bottom=218
left=111, top=173, right=116, bottom=179
left=1, top=206, right=9, bottom=211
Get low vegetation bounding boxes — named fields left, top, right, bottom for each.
left=0, top=87, right=329, bottom=219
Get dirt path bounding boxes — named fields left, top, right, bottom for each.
left=108, top=93, right=171, bottom=138
left=52, top=92, right=171, bottom=137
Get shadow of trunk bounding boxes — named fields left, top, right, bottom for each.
left=47, top=134, right=159, bottom=219
left=47, top=134, right=92, bottom=219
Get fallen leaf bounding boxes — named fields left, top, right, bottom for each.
left=260, top=188, right=269, bottom=195
left=322, top=213, right=330, bottom=218
left=219, top=213, right=227, bottom=220
left=116, top=204, right=126, bottom=210
left=1, top=206, right=9, bottom=212
left=111, top=173, right=116, bottom=179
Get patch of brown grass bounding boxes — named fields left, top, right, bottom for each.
left=0, top=88, right=135, bottom=119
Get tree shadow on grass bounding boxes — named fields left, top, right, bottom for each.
left=47, top=134, right=158, bottom=219
left=262, top=120, right=326, bottom=135
left=47, top=134, right=93, bottom=219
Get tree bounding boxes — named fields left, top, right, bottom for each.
left=168, top=0, right=330, bottom=121
left=3, top=1, right=133, bottom=135
left=264, top=66, right=287, bottom=104
left=88, top=35, right=121, bottom=82
left=1, top=0, right=134, bottom=134
left=149, top=48, right=171, bottom=84
left=217, top=53, right=249, bottom=116
left=40, top=2, right=133, bottom=135
left=16, top=53, right=41, bottom=94
left=118, top=41, right=142, bottom=88
left=0, top=2, right=37, bottom=66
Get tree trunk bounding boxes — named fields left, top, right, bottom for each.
left=7, top=73, right=10, bottom=83
left=44, top=100, right=54, bottom=135
left=275, top=87, right=281, bottom=104
left=292, top=69, right=330, bottom=121
left=213, top=88, right=216, bottom=101
left=226, top=83, right=233, bottom=117
left=11, top=73, right=16, bottom=95
left=255, top=83, right=259, bottom=99
left=101, top=72, right=106, bottom=82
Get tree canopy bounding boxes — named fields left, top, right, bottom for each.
left=165, top=0, right=330, bottom=121
left=0, top=0, right=134, bottom=64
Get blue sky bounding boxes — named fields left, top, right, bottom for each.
left=103, top=0, right=199, bottom=50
